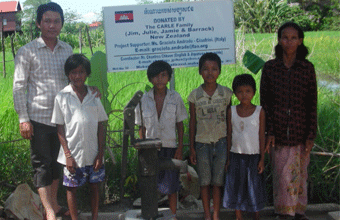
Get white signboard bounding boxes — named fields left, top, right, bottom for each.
left=103, top=0, right=235, bottom=72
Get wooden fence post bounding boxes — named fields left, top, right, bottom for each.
left=79, top=27, right=82, bottom=54
left=170, top=68, right=175, bottom=91
left=1, top=25, right=5, bottom=78
left=30, top=20, right=34, bottom=41
left=85, top=26, right=93, bottom=55
left=11, top=34, right=15, bottom=59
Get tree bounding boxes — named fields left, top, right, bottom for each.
left=234, top=0, right=291, bottom=33
left=61, top=10, right=83, bottom=35
left=286, top=0, right=340, bottom=30
left=22, top=0, right=51, bottom=40
left=162, top=0, right=198, bottom=2
left=302, top=0, right=340, bottom=30
left=137, top=0, right=155, bottom=4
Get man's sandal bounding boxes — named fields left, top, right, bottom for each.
left=56, top=206, right=81, bottom=219
left=56, top=206, right=70, bottom=219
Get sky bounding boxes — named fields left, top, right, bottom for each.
left=15, top=0, right=161, bottom=23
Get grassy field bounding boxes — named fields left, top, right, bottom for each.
left=0, top=31, right=339, bottom=206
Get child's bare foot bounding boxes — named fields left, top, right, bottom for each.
left=204, top=213, right=212, bottom=220
left=235, top=210, right=243, bottom=220
left=213, top=212, right=219, bottom=220
left=253, top=211, right=260, bottom=220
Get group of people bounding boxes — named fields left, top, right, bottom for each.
left=12, top=2, right=317, bottom=220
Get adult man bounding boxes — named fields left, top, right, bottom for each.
left=13, top=3, right=72, bottom=220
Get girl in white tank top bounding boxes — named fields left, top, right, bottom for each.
left=223, top=74, right=266, bottom=220
left=230, top=105, right=262, bottom=154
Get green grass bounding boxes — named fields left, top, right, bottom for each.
left=0, top=31, right=339, bottom=206
left=310, top=86, right=340, bottom=203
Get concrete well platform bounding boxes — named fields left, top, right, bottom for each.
left=77, top=203, right=340, bottom=220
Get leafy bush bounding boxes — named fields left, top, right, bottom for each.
left=59, top=32, right=79, bottom=48
left=87, top=27, right=106, bottom=47
left=283, top=5, right=313, bottom=31
left=234, top=0, right=340, bottom=33
left=321, top=16, right=340, bottom=31
left=234, top=0, right=290, bottom=33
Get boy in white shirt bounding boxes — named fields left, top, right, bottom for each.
left=135, top=60, right=188, bottom=217
left=51, top=54, right=108, bottom=220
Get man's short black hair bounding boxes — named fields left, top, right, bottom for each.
left=37, top=2, right=64, bottom=25
left=64, top=54, right=91, bottom=77
left=147, top=60, right=172, bottom=81
left=199, top=52, right=221, bottom=73
left=232, top=74, right=256, bottom=93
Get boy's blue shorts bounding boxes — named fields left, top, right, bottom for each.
left=195, top=137, right=227, bottom=186
left=63, top=165, right=105, bottom=187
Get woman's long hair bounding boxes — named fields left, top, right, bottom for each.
left=274, top=22, right=309, bottom=60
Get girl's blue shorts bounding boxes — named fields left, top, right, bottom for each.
left=63, top=165, right=105, bottom=187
